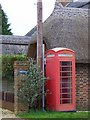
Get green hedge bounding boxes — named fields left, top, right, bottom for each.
left=1, top=54, right=27, bottom=81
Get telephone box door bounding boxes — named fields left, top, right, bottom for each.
left=59, top=60, right=76, bottom=111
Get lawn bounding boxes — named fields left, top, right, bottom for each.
left=18, top=110, right=89, bottom=119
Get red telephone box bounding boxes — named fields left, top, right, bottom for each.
left=46, top=48, right=76, bottom=111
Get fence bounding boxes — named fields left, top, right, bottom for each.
left=0, top=91, right=14, bottom=111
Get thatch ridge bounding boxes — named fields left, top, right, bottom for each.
left=0, top=35, right=31, bottom=45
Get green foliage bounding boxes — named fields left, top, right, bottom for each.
left=0, top=4, right=13, bottom=35
left=17, top=58, right=45, bottom=111
left=2, top=54, right=27, bottom=81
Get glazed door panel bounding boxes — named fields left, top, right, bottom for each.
left=59, top=61, right=75, bottom=111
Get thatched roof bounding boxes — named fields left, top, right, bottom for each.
left=27, top=2, right=89, bottom=63
left=0, top=35, right=31, bottom=45
left=0, top=35, right=31, bottom=54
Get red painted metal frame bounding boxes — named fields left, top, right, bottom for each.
left=46, top=48, right=76, bottom=111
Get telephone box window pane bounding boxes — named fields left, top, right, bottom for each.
left=61, top=72, right=72, bottom=76
left=61, top=78, right=71, bottom=83
left=61, top=67, right=72, bottom=71
left=61, top=61, right=72, bottom=66
left=61, top=83, right=71, bottom=87
left=61, top=88, right=71, bottom=93
left=61, top=99, right=71, bottom=104
left=61, top=94, right=71, bottom=98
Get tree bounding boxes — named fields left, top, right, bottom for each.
left=0, top=4, right=13, bottom=35
left=17, top=58, right=45, bottom=112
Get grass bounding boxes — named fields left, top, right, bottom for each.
left=17, top=110, right=89, bottom=119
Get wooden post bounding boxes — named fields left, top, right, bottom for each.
left=37, top=0, right=43, bottom=69
left=37, top=0, right=45, bottom=111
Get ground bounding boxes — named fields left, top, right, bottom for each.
left=0, top=108, right=89, bottom=119
left=0, top=108, right=17, bottom=118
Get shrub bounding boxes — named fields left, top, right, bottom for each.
left=1, top=54, right=27, bottom=81
left=17, top=58, right=46, bottom=112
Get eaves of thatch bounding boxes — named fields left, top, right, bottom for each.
left=27, top=2, right=89, bottom=63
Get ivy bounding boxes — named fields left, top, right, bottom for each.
left=1, top=54, right=27, bottom=81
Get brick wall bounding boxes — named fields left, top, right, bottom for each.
left=14, top=61, right=29, bottom=114
left=76, top=63, right=88, bottom=111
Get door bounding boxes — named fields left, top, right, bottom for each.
left=60, top=61, right=75, bottom=111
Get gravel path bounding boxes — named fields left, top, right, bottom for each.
left=0, top=108, right=17, bottom=118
